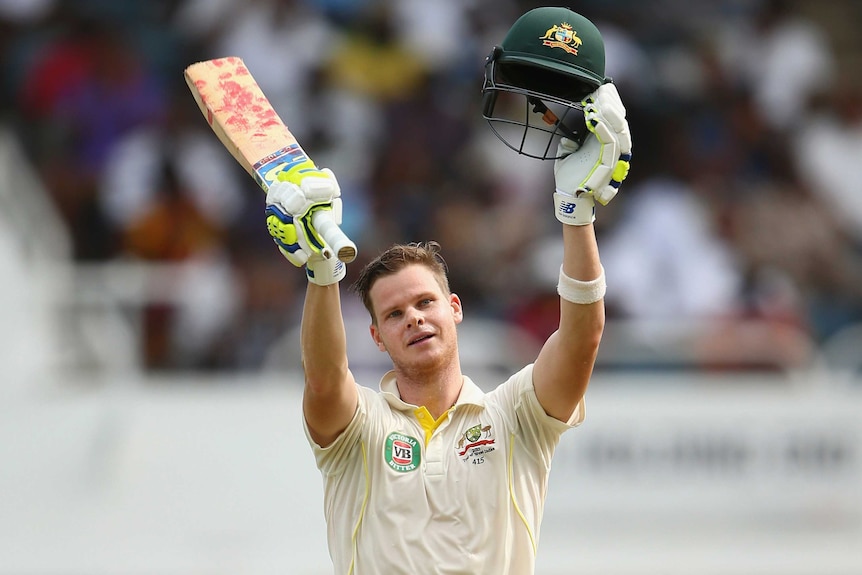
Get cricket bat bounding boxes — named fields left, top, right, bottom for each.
left=184, top=56, right=356, bottom=263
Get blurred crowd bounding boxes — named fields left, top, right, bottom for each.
left=2, top=0, right=861, bottom=372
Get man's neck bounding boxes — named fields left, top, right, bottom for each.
left=394, top=363, right=463, bottom=420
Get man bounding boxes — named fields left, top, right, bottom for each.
left=264, top=6, right=631, bottom=574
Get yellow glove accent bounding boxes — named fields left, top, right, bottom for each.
left=266, top=216, right=299, bottom=246
left=612, top=159, right=631, bottom=183
left=276, top=159, right=330, bottom=186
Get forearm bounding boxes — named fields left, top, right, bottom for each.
left=300, top=281, right=358, bottom=447
left=561, top=223, right=602, bottom=280
left=301, top=282, right=349, bottom=390
left=558, top=223, right=605, bottom=357
left=533, top=224, right=605, bottom=421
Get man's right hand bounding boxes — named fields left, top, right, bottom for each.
left=265, top=165, right=347, bottom=286
left=270, top=163, right=341, bottom=219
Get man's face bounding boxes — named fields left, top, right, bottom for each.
left=368, top=264, right=463, bottom=374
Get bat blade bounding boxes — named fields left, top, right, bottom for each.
left=184, top=56, right=356, bottom=263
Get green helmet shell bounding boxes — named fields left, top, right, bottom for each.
left=499, top=6, right=605, bottom=89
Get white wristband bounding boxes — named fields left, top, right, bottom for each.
left=557, top=265, right=606, bottom=304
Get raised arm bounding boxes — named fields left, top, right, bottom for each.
left=301, top=281, right=358, bottom=447
left=533, top=83, right=632, bottom=421
left=265, top=166, right=358, bottom=447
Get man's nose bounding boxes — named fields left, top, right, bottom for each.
left=406, top=308, right=424, bottom=327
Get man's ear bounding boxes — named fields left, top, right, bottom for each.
left=369, top=324, right=386, bottom=352
left=450, top=293, right=463, bottom=324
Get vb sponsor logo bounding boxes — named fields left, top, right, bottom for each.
left=385, top=433, right=421, bottom=472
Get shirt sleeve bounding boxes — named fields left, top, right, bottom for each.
left=303, top=384, right=377, bottom=477
left=488, top=364, right=586, bottom=469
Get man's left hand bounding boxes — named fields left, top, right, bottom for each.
left=553, top=83, right=632, bottom=225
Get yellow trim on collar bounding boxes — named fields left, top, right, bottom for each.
left=414, top=406, right=451, bottom=446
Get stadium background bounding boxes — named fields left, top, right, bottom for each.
left=1, top=0, right=861, bottom=573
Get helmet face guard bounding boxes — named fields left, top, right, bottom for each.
left=482, top=46, right=594, bottom=160
left=480, top=7, right=606, bottom=161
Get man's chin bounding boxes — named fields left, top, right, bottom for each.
left=396, top=347, right=449, bottom=373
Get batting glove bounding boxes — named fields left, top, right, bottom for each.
left=265, top=158, right=346, bottom=274
left=265, top=201, right=346, bottom=285
left=553, top=83, right=632, bottom=225
left=268, top=160, right=341, bottom=217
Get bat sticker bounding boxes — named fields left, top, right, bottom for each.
left=252, top=144, right=309, bottom=191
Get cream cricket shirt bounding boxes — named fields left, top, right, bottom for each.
left=304, top=364, right=585, bottom=574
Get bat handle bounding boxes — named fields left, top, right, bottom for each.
left=311, top=210, right=357, bottom=264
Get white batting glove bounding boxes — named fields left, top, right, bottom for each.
left=267, top=166, right=341, bottom=219
left=265, top=197, right=333, bottom=262
left=265, top=201, right=346, bottom=285
left=265, top=165, right=341, bottom=260
left=554, top=83, right=632, bottom=225
left=265, top=164, right=347, bottom=285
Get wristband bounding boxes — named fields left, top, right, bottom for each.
left=557, top=265, right=606, bottom=304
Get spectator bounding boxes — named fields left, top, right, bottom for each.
left=793, top=80, right=862, bottom=247
left=17, top=10, right=166, bottom=259
left=98, top=88, right=246, bottom=369
left=717, top=0, right=835, bottom=132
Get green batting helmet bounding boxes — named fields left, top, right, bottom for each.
left=482, top=7, right=608, bottom=160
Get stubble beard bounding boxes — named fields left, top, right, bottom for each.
left=393, top=335, right=459, bottom=386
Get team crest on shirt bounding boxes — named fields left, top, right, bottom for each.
left=385, top=432, right=421, bottom=472
left=456, top=424, right=496, bottom=465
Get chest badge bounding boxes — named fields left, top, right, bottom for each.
left=385, top=432, right=421, bottom=472
left=457, top=424, right=496, bottom=464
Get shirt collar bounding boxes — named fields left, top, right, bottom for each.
left=379, top=370, right=486, bottom=412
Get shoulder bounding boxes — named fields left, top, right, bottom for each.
left=484, top=364, right=536, bottom=405
left=486, top=364, right=584, bottom=431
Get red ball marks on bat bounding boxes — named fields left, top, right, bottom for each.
left=226, top=114, right=251, bottom=132
left=219, top=81, right=255, bottom=111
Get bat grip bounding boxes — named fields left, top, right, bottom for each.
left=311, top=210, right=357, bottom=264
